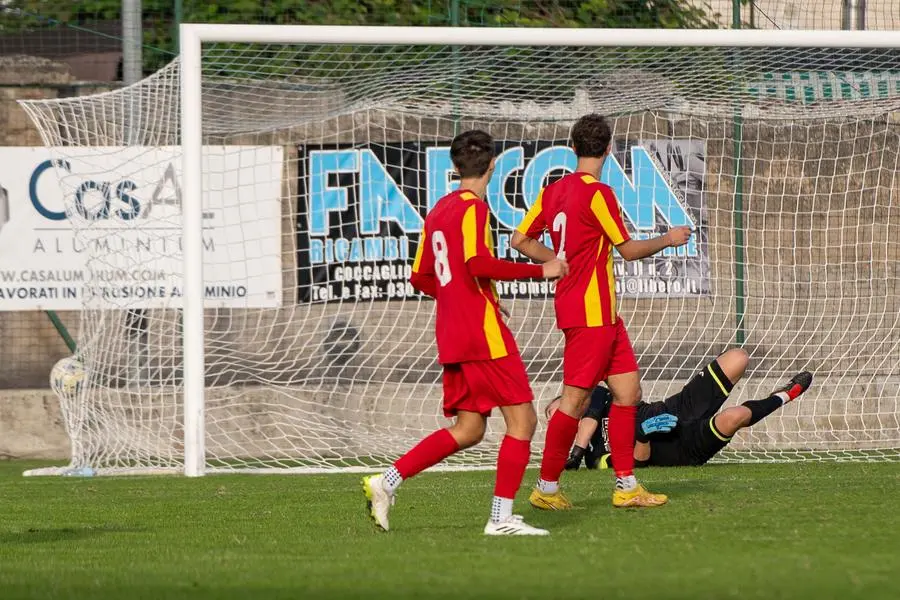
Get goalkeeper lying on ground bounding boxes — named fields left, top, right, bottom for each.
left=545, top=348, right=813, bottom=469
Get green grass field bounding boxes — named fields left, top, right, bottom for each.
left=1, top=460, right=898, bottom=600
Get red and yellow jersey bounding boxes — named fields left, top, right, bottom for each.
left=516, top=172, right=630, bottom=329
left=412, top=189, right=519, bottom=364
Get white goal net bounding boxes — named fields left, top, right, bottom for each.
left=20, top=27, right=900, bottom=474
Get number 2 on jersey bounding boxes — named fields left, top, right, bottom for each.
left=553, top=212, right=567, bottom=260
left=432, top=230, right=452, bottom=286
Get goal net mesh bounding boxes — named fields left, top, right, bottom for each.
left=20, top=39, right=900, bottom=473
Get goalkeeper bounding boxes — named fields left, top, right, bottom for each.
left=546, top=348, right=812, bottom=469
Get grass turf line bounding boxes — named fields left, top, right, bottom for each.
left=0, top=460, right=897, bottom=599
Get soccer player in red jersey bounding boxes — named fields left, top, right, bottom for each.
left=511, top=114, right=692, bottom=509
left=363, top=130, right=568, bottom=535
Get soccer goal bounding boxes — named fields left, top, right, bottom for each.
left=19, top=26, right=900, bottom=476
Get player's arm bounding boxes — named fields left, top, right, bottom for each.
left=511, top=233, right=557, bottom=263
left=616, top=230, right=692, bottom=261
left=510, top=190, right=558, bottom=263
left=464, top=202, right=567, bottom=280
left=409, top=228, right=438, bottom=297
left=634, top=442, right=651, bottom=466
left=589, top=187, right=692, bottom=261
left=564, top=417, right=600, bottom=471
left=569, top=388, right=610, bottom=470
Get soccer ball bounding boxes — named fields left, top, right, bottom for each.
left=50, top=356, right=85, bottom=397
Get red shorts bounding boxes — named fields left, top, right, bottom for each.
left=442, top=353, right=534, bottom=418
left=563, top=320, right=639, bottom=389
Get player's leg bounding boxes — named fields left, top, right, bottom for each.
left=531, top=327, right=607, bottom=510
left=715, top=371, right=814, bottom=437
left=663, top=348, right=749, bottom=423
left=457, top=354, right=546, bottom=535
left=544, top=395, right=600, bottom=471
left=385, top=410, right=486, bottom=490
left=667, top=371, right=815, bottom=469
left=363, top=363, right=487, bottom=531
left=701, top=347, right=750, bottom=419
left=710, top=406, right=750, bottom=439
left=604, top=372, right=647, bottom=486
left=363, top=410, right=483, bottom=531
left=717, top=347, right=749, bottom=383
left=485, top=402, right=548, bottom=535
left=531, top=383, right=591, bottom=510
left=605, top=321, right=666, bottom=507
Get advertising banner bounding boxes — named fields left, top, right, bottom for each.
left=0, top=146, right=283, bottom=310
left=297, top=140, right=707, bottom=303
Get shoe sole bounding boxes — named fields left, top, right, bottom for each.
left=613, top=497, right=668, bottom=508
left=529, top=497, right=572, bottom=511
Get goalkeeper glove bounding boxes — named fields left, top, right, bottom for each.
left=584, top=444, right=599, bottom=470
left=565, top=445, right=586, bottom=470
left=636, top=413, right=678, bottom=442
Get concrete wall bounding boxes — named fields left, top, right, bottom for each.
left=1, top=59, right=899, bottom=462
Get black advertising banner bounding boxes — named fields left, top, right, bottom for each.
left=296, top=140, right=708, bottom=303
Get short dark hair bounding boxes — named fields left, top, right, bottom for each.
left=570, top=114, right=612, bottom=158
left=450, top=130, right=495, bottom=178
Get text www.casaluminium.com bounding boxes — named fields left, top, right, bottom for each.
left=0, top=270, right=167, bottom=283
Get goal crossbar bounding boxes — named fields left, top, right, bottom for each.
left=180, top=24, right=900, bottom=48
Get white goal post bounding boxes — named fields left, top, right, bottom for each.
left=20, top=25, right=900, bottom=477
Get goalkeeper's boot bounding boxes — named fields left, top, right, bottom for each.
left=773, top=371, right=813, bottom=402
left=362, top=474, right=394, bottom=531
left=529, top=487, right=573, bottom=511
left=612, top=484, right=668, bottom=508
left=484, top=515, right=549, bottom=536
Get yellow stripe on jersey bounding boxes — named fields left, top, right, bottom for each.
left=590, top=191, right=627, bottom=246
left=462, top=204, right=478, bottom=261
left=483, top=301, right=508, bottom=359
left=411, top=228, right=427, bottom=273
left=707, top=364, right=731, bottom=397
left=485, top=215, right=499, bottom=300
left=580, top=174, right=598, bottom=185
left=484, top=211, right=495, bottom=257
left=515, top=189, right=544, bottom=235
left=606, top=248, right=617, bottom=321
left=460, top=191, right=477, bottom=200
left=584, top=243, right=604, bottom=327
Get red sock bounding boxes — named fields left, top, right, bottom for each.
left=539, top=410, right=579, bottom=483
left=394, top=428, right=460, bottom=479
left=494, top=436, right=531, bottom=499
left=608, top=404, right=637, bottom=477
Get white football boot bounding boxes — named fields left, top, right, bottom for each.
left=362, top=474, right=394, bottom=531
left=484, top=514, right=549, bottom=536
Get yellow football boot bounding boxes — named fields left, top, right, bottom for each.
left=529, top=487, right=573, bottom=510
left=612, top=484, right=668, bottom=508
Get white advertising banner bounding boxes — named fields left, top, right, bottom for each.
left=0, top=146, right=283, bottom=311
